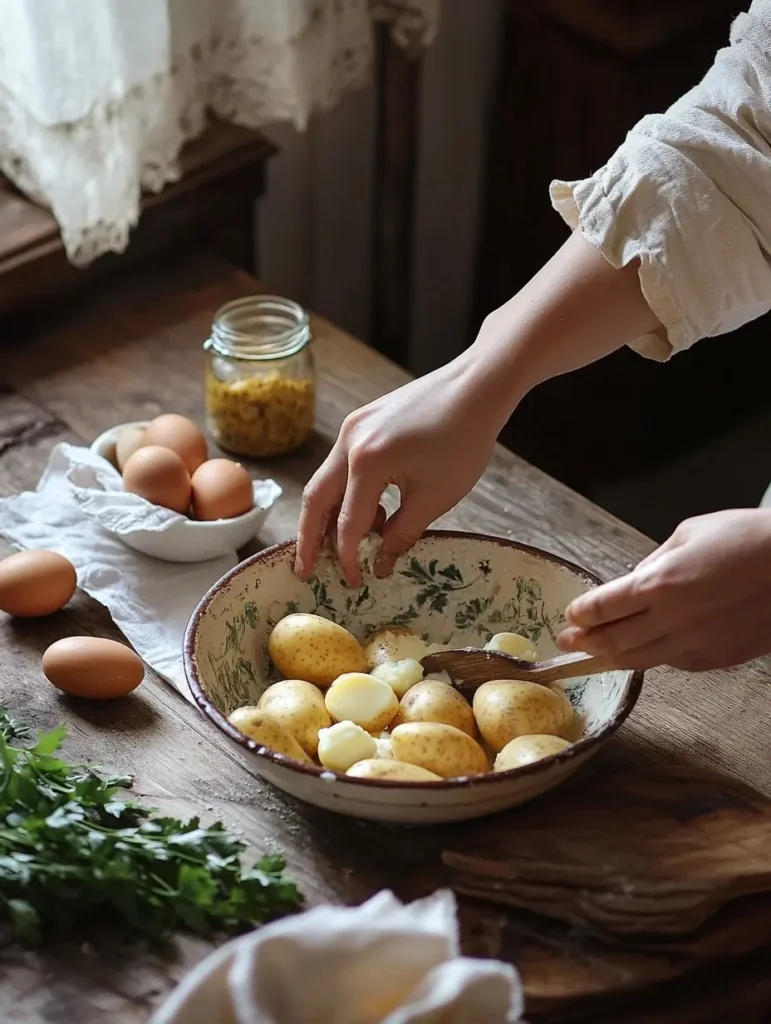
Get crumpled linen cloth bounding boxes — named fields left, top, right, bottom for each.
left=151, top=889, right=524, bottom=1024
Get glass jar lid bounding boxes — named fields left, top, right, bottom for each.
left=205, top=296, right=311, bottom=361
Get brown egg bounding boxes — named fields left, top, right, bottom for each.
left=0, top=550, right=77, bottom=617
left=115, top=425, right=147, bottom=472
left=42, top=637, right=144, bottom=699
left=191, top=459, right=254, bottom=520
left=122, top=445, right=191, bottom=513
left=143, top=414, right=208, bottom=474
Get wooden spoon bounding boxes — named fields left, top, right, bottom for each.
left=420, top=648, right=616, bottom=694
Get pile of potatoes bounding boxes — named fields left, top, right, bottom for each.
left=227, top=614, right=577, bottom=782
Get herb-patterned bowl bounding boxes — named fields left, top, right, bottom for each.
left=184, top=532, right=642, bottom=824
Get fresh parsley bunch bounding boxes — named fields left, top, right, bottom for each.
left=0, top=708, right=302, bottom=945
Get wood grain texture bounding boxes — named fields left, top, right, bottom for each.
left=1, top=251, right=770, bottom=1021
left=445, top=765, right=771, bottom=937
left=421, top=649, right=614, bottom=689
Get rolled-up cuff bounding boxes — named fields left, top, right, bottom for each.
left=550, top=176, right=689, bottom=362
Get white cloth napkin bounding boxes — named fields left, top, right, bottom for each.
left=0, top=443, right=280, bottom=700
left=151, top=890, right=524, bottom=1024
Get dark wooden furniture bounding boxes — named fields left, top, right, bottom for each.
left=0, top=121, right=277, bottom=317
left=472, top=1, right=771, bottom=531
left=2, top=251, right=771, bottom=1021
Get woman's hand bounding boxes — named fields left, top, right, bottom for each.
left=559, top=509, right=771, bottom=671
left=297, top=232, right=660, bottom=587
left=295, top=355, right=509, bottom=586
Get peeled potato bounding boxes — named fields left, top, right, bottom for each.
left=324, top=672, right=398, bottom=733
left=473, top=680, right=565, bottom=752
left=268, top=613, right=367, bottom=688
left=374, top=732, right=395, bottom=760
left=346, top=758, right=442, bottom=782
left=227, top=706, right=311, bottom=764
left=393, top=679, right=476, bottom=738
left=363, top=627, right=427, bottom=669
left=370, top=658, right=424, bottom=698
left=317, top=721, right=377, bottom=772
left=494, top=734, right=571, bottom=772
left=258, top=679, right=331, bottom=757
left=391, top=722, right=489, bottom=779
left=483, top=632, right=538, bottom=661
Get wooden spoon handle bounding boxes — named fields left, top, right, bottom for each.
left=528, top=651, right=616, bottom=684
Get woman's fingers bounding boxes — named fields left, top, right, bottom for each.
left=558, top=608, right=664, bottom=658
left=633, top=531, right=683, bottom=573
left=336, top=470, right=389, bottom=587
left=375, top=494, right=435, bottom=577
left=372, top=503, right=388, bottom=534
left=296, top=455, right=347, bottom=579
left=565, top=570, right=654, bottom=629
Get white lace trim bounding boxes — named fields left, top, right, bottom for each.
left=0, top=1, right=439, bottom=266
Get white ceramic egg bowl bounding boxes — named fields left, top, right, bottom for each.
left=185, top=532, right=642, bottom=824
left=90, top=422, right=281, bottom=563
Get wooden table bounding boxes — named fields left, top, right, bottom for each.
left=2, top=253, right=770, bottom=1022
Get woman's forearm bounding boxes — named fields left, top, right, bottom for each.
left=460, top=232, right=662, bottom=428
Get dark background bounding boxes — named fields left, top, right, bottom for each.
left=469, top=0, right=771, bottom=540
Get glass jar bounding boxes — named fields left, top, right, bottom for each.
left=204, top=295, right=316, bottom=458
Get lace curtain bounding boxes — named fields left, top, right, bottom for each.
left=0, top=0, right=439, bottom=265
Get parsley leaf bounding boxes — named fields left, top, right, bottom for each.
left=0, top=708, right=302, bottom=945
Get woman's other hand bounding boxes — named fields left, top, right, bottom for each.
left=559, top=509, right=771, bottom=671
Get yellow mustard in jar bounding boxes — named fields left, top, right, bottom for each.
left=206, top=370, right=315, bottom=457
left=204, top=296, right=316, bottom=458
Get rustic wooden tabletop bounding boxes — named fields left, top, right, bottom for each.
left=1, top=252, right=770, bottom=1023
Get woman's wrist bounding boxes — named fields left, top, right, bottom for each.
left=449, top=319, right=531, bottom=437
left=455, top=232, right=662, bottom=433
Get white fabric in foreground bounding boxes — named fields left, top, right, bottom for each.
left=0, top=443, right=280, bottom=699
left=550, top=1, right=771, bottom=362
left=0, top=0, right=439, bottom=265
left=151, top=890, right=523, bottom=1024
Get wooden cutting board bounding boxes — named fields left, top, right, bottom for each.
left=444, top=765, right=771, bottom=941
left=447, top=765, right=771, bottom=1021
left=459, top=897, right=771, bottom=1022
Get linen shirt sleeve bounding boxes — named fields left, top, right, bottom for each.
left=550, top=2, right=771, bottom=361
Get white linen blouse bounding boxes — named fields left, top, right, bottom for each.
left=550, top=1, right=771, bottom=365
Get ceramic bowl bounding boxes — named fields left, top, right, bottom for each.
left=90, top=422, right=281, bottom=563
left=185, top=532, right=643, bottom=824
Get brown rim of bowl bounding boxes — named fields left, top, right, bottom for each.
left=184, top=530, right=644, bottom=791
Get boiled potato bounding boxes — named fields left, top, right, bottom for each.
left=346, top=758, right=442, bottom=782
left=392, top=679, right=477, bottom=738
left=227, top=706, right=311, bottom=764
left=548, top=684, right=576, bottom=738
left=374, top=732, right=395, bottom=759
left=268, top=613, right=367, bottom=688
left=425, top=669, right=453, bottom=686
left=483, top=632, right=538, bottom=661
left=370, top=657, right=424, bottom=698
left=494, top=734, right=571, bottom=771
left=325, top=672, right=399, bottom=733
left=257, top=679, right=332, bottom=757
left=317, top=721, right=377, bottom=772
left=391, top=722, right=489, bottom=779
left=363, top=627, right=427, bottom=669
left=425, top=642, right=451, bottom=655
left=473, top=680, right=565, bottom=752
